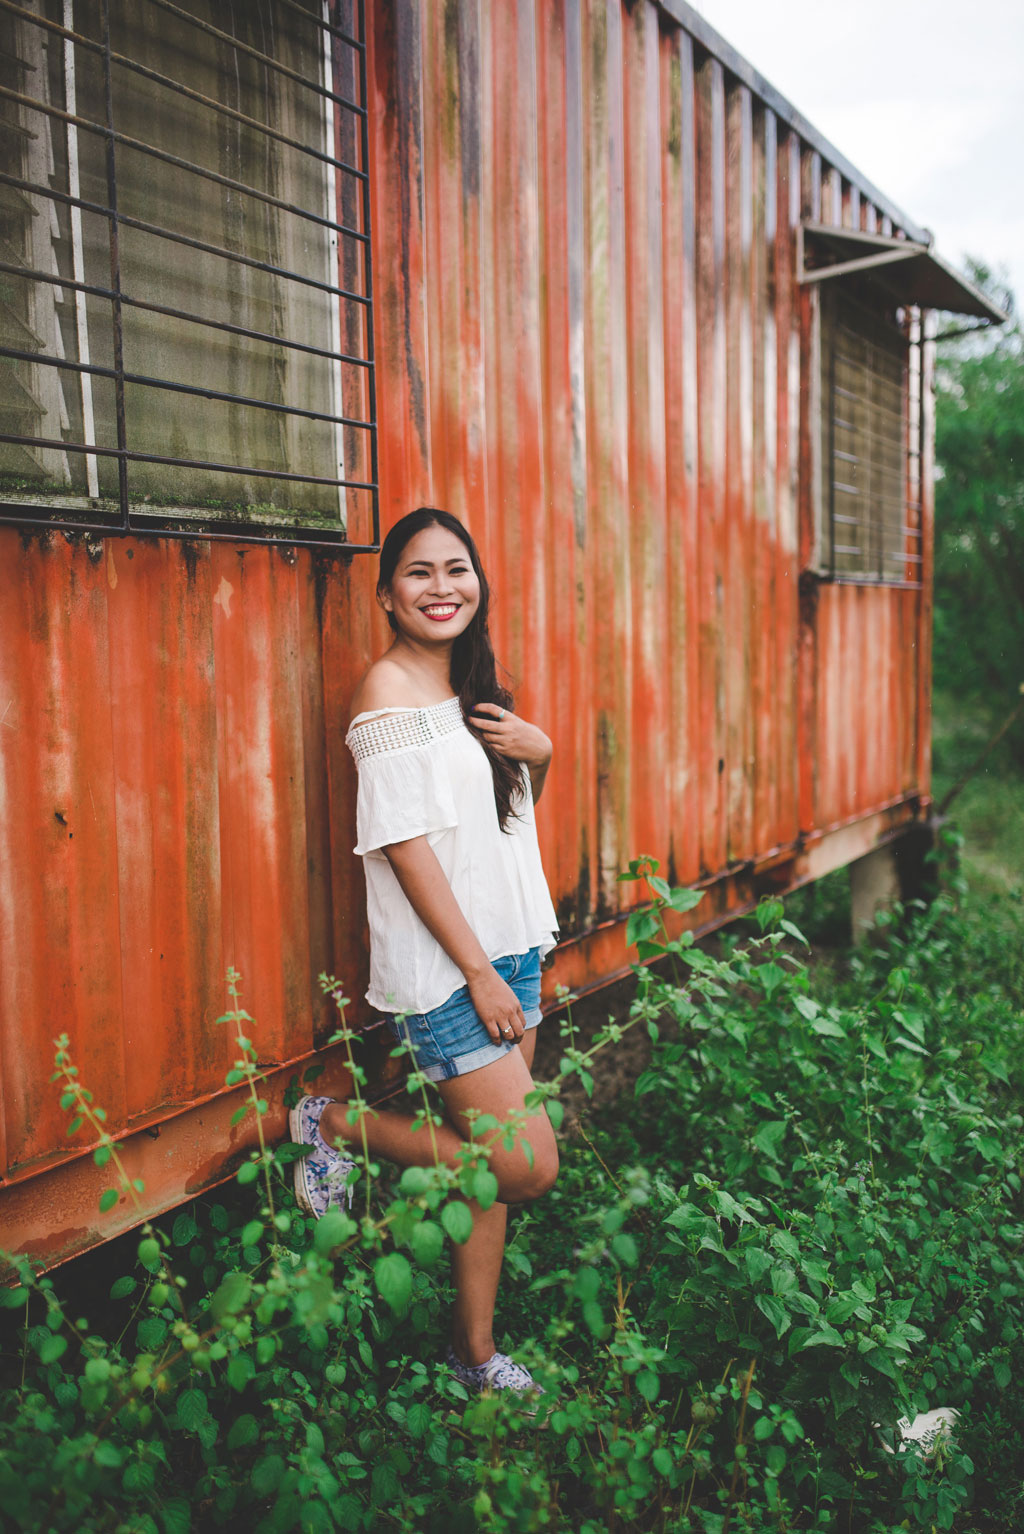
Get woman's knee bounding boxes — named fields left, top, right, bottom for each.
left=498, top=1139, right=559, bottom=1203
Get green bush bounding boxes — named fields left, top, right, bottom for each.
left=3, top=863, right=1024, bottom=1532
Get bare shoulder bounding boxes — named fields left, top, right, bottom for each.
left=349, top=656, right=426, bottom=722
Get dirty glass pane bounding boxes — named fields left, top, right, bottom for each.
left=0, top=0, right=374, bottom=539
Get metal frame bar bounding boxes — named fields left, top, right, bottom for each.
left=0, top=170, right=371, bottom=307
left=0, top=345, right=374, bottom=432
left=0, top=0, right=367, bottom=183
left=145, top=0, right=365, bottom=117
left=0, top=0, right=379, bottom=551
left=62, top=2, right=99, bottom=498
left=0, top=432, right=374, bottom=490
left=0, top=258, right=374, bottom=369
left=0, top=82, right=369, bottom=243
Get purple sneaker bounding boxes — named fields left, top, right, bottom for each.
left=445, top=1346, right=543, bottom=1409
left=288, top=1095, right=355, bottom=1217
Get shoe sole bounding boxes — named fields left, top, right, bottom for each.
left=288, top=1100, right=316, bottom=1216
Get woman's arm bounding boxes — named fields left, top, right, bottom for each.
left=467, top=705, right=552, bottom=803
left=383, top=834, right=527, bottom=1041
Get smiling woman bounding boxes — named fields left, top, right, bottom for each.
left=287, top=506, right=559, bottom=1403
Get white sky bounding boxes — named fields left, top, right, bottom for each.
left=695, top=0, right=1024, bottom=313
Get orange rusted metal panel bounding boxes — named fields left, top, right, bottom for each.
left=2, top=0, right=940, bottom=1271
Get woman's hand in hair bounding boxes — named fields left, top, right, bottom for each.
left=468, top=704, right=553, bottom=802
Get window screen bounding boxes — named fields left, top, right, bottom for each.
left=0, top=0, right=377, bottom=547
left=820, top=290, right=921, bottom=585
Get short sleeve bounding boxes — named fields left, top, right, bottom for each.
left=350, top=740, right=459, bottom=856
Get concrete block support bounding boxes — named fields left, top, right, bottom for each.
left=849, top=820, right=938, bottom=941
left=850, top=842, right=902, bottom=941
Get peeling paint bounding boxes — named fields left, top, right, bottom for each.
left=213, top=576, right=234, bottom=618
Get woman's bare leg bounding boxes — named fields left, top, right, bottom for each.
left=317, top=1028, right=556, bottom=1200
left=440, top=1031, right=557, bottom=1365
left=318, top=1031, right=557, bottom=1366
left=319, top=1097, right=463, bottom=1168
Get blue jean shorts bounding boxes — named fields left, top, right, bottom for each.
left=386, top=947, right=543, bottom=1082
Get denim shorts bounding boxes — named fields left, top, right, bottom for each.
left=387, top=947, right=543, bottom=1082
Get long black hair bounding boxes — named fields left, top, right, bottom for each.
left=377, top=507, right=525, bottom=831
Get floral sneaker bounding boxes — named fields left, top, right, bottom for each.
left=445, top=1346, right=543, bottom=1407
left=288, top=1095, right=356, bottom=1217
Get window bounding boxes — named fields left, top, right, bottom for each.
left=818, top=287, right=921, bottom=585
left=0, top=0, right=377, bottom=548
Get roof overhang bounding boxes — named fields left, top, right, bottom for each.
left=798, top=222, right=1008, bottom=325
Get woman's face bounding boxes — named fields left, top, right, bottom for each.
left=380, top=524, right=481, bottom=646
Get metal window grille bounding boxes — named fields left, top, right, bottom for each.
left=821, top=290, right=921, bottom=587
left=0, top=0, right=378, bottom=550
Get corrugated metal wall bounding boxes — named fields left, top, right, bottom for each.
left=367, top=0, right=932, bottom=908
left=0, top=0, right=932, bottom=1264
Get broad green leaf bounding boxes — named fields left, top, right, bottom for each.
left=796, top=1325, right=844, bottom=1350
left=137, top=1236, right=161, bottom=1270
left=811, top=1016, right=847, bottom=1039
left=176, top=1387, right=208, bottom=1431
left=251, top=1454, right=285, bottom=1496
left=636, top=1369, right=659, bottom=1402
left=771, top=1229, right=800, bottom=1260
left=109, top=1275, right=136, bottom=1300
left=159, top=1499, right=191, bottom=1534
left=227, top=1413, right=259, bottom=1450
left=441, top=1201, right=474, bottom=1244
left=626, top=908, right=661, bottom=947
left=406, top=1403, right=432, bottom=1438
left=314, top=1207, right=356, bottom=1255
left=211, top=1271, right=252, bottom=1322
left=227, top=1353, right=255, bottom=1392
left=753, top=1121, right=787, bottom=1160
left=472, top=1168, right=499, bottom=1210
left=756, top=963, right=787, bottom=999
left=410, top=1219, right=444, bottom=1269
left=172, top=1213, right=198, bottom=1246
left=713, top=1189, right=755, bottom=1225
left=38, top=1333, right=67, bottom=1364
left=755, top=1293, right=791, bottom=1339
left=611, top=1232, right=638, bottom=1267
left=374, top=1252, right=412, bottom=1313
left=745, top=1247, right=773, bottom=1283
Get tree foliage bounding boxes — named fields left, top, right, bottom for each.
left=934, top=270, right=1024, bottom=759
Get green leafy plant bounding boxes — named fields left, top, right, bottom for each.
left=3, top=864, right=1024, bottom=1531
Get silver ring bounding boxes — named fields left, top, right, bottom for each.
left=503, top=1025, right=513, bottom=1036
left=497, top=708, right=506, bottom=720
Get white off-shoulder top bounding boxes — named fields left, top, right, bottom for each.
left=346, top=697, right=559, bottom=1016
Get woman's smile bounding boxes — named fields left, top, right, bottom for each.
left=380, top=524, right=481, bottom=642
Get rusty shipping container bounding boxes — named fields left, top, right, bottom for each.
left=0, top=0, right=1003, bottom=1269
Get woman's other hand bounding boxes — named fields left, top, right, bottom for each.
left=465, top=964, right=526, bottom=1042
left=468, top=703, right=552, bottom=800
